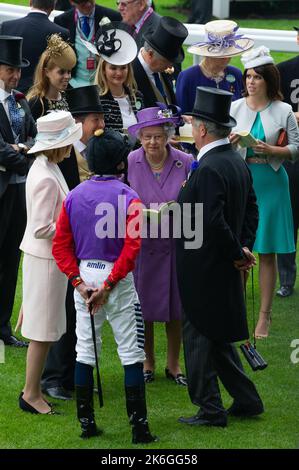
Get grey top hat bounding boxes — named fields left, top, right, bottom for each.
left=0, top=36, right=29, bottom=68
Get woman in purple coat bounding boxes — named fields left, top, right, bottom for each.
left=128, top=106, right=193, bottom=385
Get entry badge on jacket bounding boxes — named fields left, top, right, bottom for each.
left=86, top=57, right=96, bottom=70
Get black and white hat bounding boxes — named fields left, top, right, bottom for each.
left=81, top=22, right=137, bottom=65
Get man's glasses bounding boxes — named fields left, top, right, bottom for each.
left=116, top=0, right=139, bottom=8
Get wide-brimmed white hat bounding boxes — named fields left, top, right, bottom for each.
left=241, top=46, right=275, bottom=69
left=188, top=20, right=254, bottom=58
left=81, top=23, right=137, bottom=66
left=28, top=111, right=82, bottom=154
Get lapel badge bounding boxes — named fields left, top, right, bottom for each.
left=175, top=160, right=183, bottom=168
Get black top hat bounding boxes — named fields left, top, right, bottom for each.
left=143, top=16, right=188, bottom=64
left=185, top=87, right=237, bottom=128
left=66, top=85, right=104, bottom=115
left=0, top=36, right=29, bottom=68
left=87, top=129, right=132, bottom=175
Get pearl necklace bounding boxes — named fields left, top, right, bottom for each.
left=200, top=61, right=225, bottom=81
left=146, top=153, right=167, bottom=171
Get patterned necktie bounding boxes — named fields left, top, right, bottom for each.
left=153, top=72, right=166, bottom=99
left=7, top=94, right=22, bottom=137
left=81, top=16, right=90, bottom=37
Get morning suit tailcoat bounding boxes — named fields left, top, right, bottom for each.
left=54, top=5, right=121, bottom=44
left=0, top=92, right=36, bottom=340
left=128, top=145, right=193, bottom=322
left=0, top=12, right=69, bottom=93
left=0, top=92, right=36, bottom=198
left=133, top=10, right=161, bottom=50
left=276, top=56, right=299, bottom=288
left=132, top=58, right=176, bottom=109
left=176, top=144, right=258, bottom=343
left=277, top=56, right=299, bottom=112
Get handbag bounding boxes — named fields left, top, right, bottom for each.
left=276, top=128, right=288, bottom=147
left=240, top=270, right=268, bottom=371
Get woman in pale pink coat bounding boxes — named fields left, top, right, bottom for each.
left=19, top=111, right=82, bottom=415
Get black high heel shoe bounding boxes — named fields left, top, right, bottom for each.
left=165, top=368, right=187, bottom=386
left=19, top=394, right=57, bottom=415
left=19, top=391, right=53, bottom=408
left=143, top=370, right=155, bottom=383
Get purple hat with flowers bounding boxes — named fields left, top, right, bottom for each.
left=128, top=103, right=183, bottom=138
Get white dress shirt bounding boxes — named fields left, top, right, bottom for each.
left=138, top=50, right=157, bottom=88
left=197, top=137, right=230, bottom=161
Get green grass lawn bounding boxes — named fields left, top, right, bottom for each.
left=0, top=257, right=299, bottom=449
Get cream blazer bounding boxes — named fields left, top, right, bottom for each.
left=230, top=98, right=299, bottom=171
left=20, top=155, right=69, bottom=259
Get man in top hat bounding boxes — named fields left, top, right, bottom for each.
left=0, top=36, right=36, bottom=347
left=54, top=0, right=121, bottom=87
left=276, top=27, right=299, bottom=298
left=41, top=85, right=105, bottom=400
left=133, top=16, right=188, bottom=109
left=0, top=0, right=69, bottom=94
left=118, top=0, right=160, bottom=50
left=176, top=87, right=264, bottom=427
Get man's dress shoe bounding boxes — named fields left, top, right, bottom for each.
left=178, top=414, right=227, bottom=427
left=227, top=402, right=264, bottom=417
left=3, top=335, right=28, bottom=347
left=276, top=286, right=294, bottom=297
left=42, top=386, right=72, bottom=400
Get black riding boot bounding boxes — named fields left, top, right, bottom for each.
left=76, top=385, right=101, bottom=439
left=125, top=384, right=158, bottom=444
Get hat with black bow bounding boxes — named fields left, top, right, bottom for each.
left=81, top=22, right=137, bottom=65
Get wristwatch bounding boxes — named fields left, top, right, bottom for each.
left=17, top=143, right=27, bottom=153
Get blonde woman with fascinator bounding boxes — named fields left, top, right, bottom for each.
left=27, top=34, right=76, bottom=120
left=83, top=23, right=143, bottom=135
left=18, top=111, right=82, bottom=415
left=230, top=46, right=299, bottom=338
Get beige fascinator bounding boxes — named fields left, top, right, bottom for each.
left=46, top=34, right=77, bottom=70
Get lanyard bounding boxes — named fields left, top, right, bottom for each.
left=134, top=7, right=153, bottom=34
left=74, top=9, right=96, bottom=43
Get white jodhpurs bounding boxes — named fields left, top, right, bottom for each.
left=74, top=259, right=145, bottom=367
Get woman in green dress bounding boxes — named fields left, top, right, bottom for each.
left=230, top=46, right=299, bottom=338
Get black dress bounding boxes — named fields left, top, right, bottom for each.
left=28, top=95, right=69, bottom=121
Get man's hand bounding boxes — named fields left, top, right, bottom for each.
left=86, top=286, right=110, bottom=315
left=76, top=282, right=96, bottom=301
left=11, top=144, right=20, bottom=152
left=234, top=247, right=256, bottom=272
